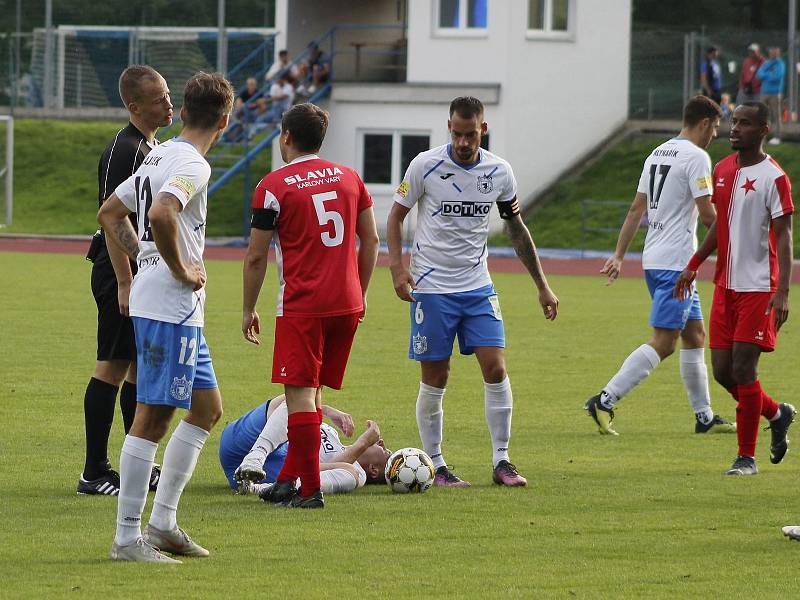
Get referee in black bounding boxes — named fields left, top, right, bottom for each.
left=79, top=65, right=173, bottom=495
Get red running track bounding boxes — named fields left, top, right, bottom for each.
left=2, top=235, right=787, bottom=283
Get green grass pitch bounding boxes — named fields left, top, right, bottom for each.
left=1, top=252, right=799, bottom=598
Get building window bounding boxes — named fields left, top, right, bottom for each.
left=361, top=131, right=431, bottom=185
left=436, top=0, right=488, bottom=34
left=363, top=134, right=393, bottom=184
left=528, top=0, right=572, bottom=36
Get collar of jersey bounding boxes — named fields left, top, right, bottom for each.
left=173, top=136, right=199, bottom=151
left=289, top=154, right=319, bottom=165
left=447, top=144, right=482, bottom=171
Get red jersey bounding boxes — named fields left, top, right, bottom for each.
left=711, top=153, right=793, bottom=292
left=252, top=154, right=373, bottom=317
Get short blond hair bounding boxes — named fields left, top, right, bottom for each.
left=118, top=65, right=162, bottom=106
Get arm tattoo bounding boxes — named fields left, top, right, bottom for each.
left=113, top=220, right=140, bottom=260
left=506, top=216, right=546, bottom=287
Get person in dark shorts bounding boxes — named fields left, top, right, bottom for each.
left=79, top=65, right=173, bottom=496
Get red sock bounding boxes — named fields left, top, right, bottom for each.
left=317, top=407, right=323, bottom=425
left=727, top=387, right=739, bottom=401
left=287, top=411, right=321, bottom=497
left=736, top=382, right=763, bottom=457
left=760, top=388, right=779, bottom=420
left=276, top=444, right=298, bottom=483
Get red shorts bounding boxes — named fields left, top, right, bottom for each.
left=272, top=313, right=361, bottom=389
left=709, top=285, right=777, bottom=352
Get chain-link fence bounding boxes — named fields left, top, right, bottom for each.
left=14, top=26, right=274, bottom=110
left=630, top=28, right=798, bottom=120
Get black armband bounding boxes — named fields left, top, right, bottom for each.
left=251, top=208, right=279, bottom=230
left=496, top=198, right=520, bottom=220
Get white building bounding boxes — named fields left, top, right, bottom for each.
left=272, top=0, right=632, bottom=234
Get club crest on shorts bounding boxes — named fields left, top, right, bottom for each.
left=413, top=332, right=428, bottom=354
left=477, top=174, right=493, bottom=194
left=170, top=374, right=193, bottom=402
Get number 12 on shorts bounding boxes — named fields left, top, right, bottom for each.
left=178, top=336, right=197, bottom=366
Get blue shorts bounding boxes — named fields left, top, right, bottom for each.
left=409, top=284, right=505, bottom=361
left=219, top=400, right=288, bottom=489
left=645, top=269, right=703, bottom=330
left=132, top=317, right=218, bottom=410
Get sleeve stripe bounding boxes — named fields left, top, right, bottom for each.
left=423, top=159, right=445, bottom=180
left=132, top=139, right=144, bottom=175
left=775, top=174, right=794, bottom=215
left=101, top=128, right=124, bottom=199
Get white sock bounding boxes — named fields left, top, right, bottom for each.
left=416, top=382, right=446, bottom=470
left=246, top=401, right=289, bottom=463
left=680, top=348, right=713, bottom=424
left=149, top=420, right=209, bottom=532
left=115, top=435, right=158, bottom=546
left=601, top=344, right=661, bottom=408
left=484, top=377, right=512, bottom=467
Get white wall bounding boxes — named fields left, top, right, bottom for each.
left=405, top=0, right=632, bottom=209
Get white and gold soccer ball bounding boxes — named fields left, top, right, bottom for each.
left=384, top=447, right=435, bottom=493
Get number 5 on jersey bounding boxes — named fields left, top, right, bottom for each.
left=312, top=191, right=344, bottom=247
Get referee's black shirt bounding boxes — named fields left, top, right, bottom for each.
left=94, top=122, right=154, bottom=272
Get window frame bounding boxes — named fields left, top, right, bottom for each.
left=525, top=0, right=575, bottom=42
left=433, top=0, right=489, bottom=39
left=358, top=129, right=432, bottom=191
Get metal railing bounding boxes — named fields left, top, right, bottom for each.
left=580, top=199, right=640, bottom=257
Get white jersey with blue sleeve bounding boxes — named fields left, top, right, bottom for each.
left=393, top=144, right=517, bottom=293
left=115, top=139, right=212, bottom=327
left=319, top=423, right=367, bottom=487
left=636, top=137, right=713, bottom=271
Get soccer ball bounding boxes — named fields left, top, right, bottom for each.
left=384, top=447, right=435, bottom=493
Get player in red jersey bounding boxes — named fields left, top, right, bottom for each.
left=675, top=102, right=795, bottom=476
left=241, top=103, right=380, bottom=508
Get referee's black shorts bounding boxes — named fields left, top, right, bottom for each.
left=91, top=255, right=136, bottom=362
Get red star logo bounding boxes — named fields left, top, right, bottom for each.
left=741, top=178, right=757, bottom=194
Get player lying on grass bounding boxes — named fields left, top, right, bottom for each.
left=219, top=395, right=391, bottom=498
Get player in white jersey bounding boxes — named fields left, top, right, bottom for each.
left=224, top=395, right=390, bottom=497
left=98, top=72, right=235, bottom=564
left=387, top=96, right=559, bottom=487
left=584, top=96, right=735, bottom=436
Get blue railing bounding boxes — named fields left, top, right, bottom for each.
left=158, top=34, right=277, bottom=140
left=206, top=23, right=407, bottom=237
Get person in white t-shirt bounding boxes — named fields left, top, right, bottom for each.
left=264, top=49, right=300, bottom=84
left=222, top=395, right=390, bottom=497
left=250, top=72, right=295, bottom=137
left=584, top=96, right=736, bottom=437
left=387, top=96, right=559, bottom=488
left=98, top=72, right=235, bottom=564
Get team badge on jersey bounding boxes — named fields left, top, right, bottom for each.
left=170, top=375, right=193, bottom=402
left=396, top=181, right=410, bottom=198
left=477, top=174, right=493, bottom=194
left=412, top=332, right=428, bottom=354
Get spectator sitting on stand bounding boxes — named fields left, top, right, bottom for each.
left=265, top=49, right=300, bottom=85
left=296, top=43, right=331, bottom=96
left=249, top=72, right=295, bottom=138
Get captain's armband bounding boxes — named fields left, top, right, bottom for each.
left=250, top=208, right=278, bottom=231
left=496, top=198, right=520, bottom=220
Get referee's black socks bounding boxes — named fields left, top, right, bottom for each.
left=82, top=377, right=118, bottom=480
